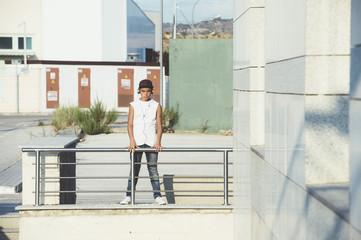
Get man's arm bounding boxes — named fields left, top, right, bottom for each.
left=153, top=104, right=163, bottom=152
left=127, top=104, right=137, bottom=151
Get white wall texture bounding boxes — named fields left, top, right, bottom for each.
left=233, top=0, right=360, bottom=239
left=144, top=11, right=161, bottom=52
left=42, top=0, right=104, bottom=61
left=0, top=0, right=155, bottom=62
left=19, top=208, right=233, bottom=240
left=102, top=0, right=127, bottom=61
left=0, top=64, right=42, bottom=113
left=0, top=0, right=42, bottom=58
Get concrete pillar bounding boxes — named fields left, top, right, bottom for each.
left=233, top=0, right=265, bottom=239
left=20, top=137, right=78, bottom=205
left=304, top=0, right=350, bottom=185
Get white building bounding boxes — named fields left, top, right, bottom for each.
left=0, top=0, right=155, bottom=62
left=0, top=0, right=160, bottom=113
left=233, top=0, right=361, bottom=239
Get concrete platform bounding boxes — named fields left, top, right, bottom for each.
left=17, top=204, right=233, bottom=240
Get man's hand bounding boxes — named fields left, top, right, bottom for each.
left=152, top=142, right=163, bottom=152
left=127, top=141, right=138, bottom=152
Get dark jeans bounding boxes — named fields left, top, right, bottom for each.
left=126, top=144, right=161, bottom=198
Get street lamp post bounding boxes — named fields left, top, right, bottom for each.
left=173, top=1, right=177, bottom=39
left=160, top=0, right=165, bottom=107
left=18, top=22, right=28, bottom=72
left=192, top=0, right=200, bottom=39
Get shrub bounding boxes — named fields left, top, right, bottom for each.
left=200, top=120, right=210, bottom=133
left=51, top=106, right=81, bottom=132
left=162, top=104, right=181, bottom=133
left=51, top=100, right=118, bottom=135
left=78, top=100, right=117, bottom=135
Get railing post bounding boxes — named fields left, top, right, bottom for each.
left=223, top=150, right=229, bottom=205
left=35, top=150, right=40, bottom=206
left=131, top=149, right=135, bottom=205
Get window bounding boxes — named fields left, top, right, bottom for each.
left=0, top=37, right=12, bottom=49
left=18, top=37, right=32, bottom=50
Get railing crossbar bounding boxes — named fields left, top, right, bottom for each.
left=23, top=147, right=233, bottom=153
left=34, top=162, right=232, bottom=165
left=34, top=190, right=234, bottom=194
left=36, top=176, right=234, bottom=180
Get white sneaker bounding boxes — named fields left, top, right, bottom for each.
left=155, top=196, right=166, bottom=205
left=120, top=196, right=131, bottom=205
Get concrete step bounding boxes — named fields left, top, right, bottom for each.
left=0, top=204, right=20, bottom=215
left=0, top=196, right=20, bottom=240
left=0, top=229, right=19, bottom=240
left=0, top=161, right=22, bottom=194
left=0, top=214, right=19, bottom=229
left=0, top=212, right=19, bottom=240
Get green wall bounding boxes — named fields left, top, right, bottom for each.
left=169, top=39, right=233, bottom=132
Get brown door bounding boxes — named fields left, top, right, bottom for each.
left=118, top=68, right=134, bottom=107
left=146, top=69, right=160, bottom=103
left=46, top=68, right=59, bottom=108
left=78, top=68, right=91, bottom=108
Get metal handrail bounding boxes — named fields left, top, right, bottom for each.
left=22, top=147, right=233, bottom=206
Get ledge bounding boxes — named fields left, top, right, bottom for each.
left=5, top=59, right=160, bottom=66
left=17, top=204, right=233, bottom=212
left=251, top=145, right=265, bottom=159
left=307, top=182, right=349, bottom=223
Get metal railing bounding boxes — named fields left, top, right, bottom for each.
left=22, top=147, right=233, bottom=206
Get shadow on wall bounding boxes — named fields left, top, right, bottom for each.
left=270, top=96, right=350, bottom=239
left=305, top=97, right=348, bottom=136
left=305, top=97, right=349, bottom=184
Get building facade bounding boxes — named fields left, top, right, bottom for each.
left=0, top=0, right=158, bottom=113
left=233, top=0, right=361, bottom=239
left=0, top=0, right=155, bottom=62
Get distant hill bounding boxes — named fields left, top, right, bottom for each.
left=163, top=18, right=233, bottom=36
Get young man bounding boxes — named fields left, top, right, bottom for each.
left=121, top=79, right=166, bottom=205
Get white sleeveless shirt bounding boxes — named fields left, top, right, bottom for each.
left=130, top=99, right=159, bottom=146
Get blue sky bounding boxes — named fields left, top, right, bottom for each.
left=133, top=0, right=233, bottom=23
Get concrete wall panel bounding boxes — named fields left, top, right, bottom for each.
left=305, top=96, right=349, bottom=184
left=169, top=39, right=233, bottom=132
left=42, top=0, right=103, bottom=61
left=265, top=0, right=306, bottom=63
left=350, top=47, right=361, bottom=99
left=102, top=0, right=127, bottom=61
left=265, top=57, right=306, bottom=94
left=19, top=208, right=233, bottom=240
left=306, top=56, right=350, bottom=95
left=0, top=0, right=43, bottom=59
left=306, top=0, right=350, bottom=55
left=233, top=12, right=250, bottom=68
left=351, top=0, right=361, bottom=46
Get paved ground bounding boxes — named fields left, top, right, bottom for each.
left=0, top=114, right=52, bottom=173
left=76, top=132, right=233, bottom=204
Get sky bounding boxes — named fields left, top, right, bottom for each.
left=133, top=0, right=233, bottom=24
